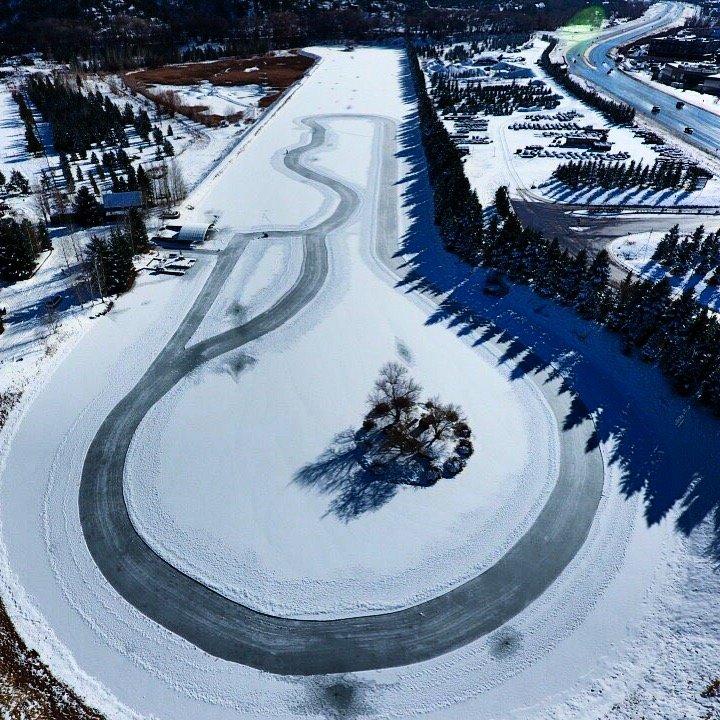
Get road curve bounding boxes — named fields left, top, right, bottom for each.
left=567, top=2, right=720, bottom=157
left=79, top=114, right=604, bottom=675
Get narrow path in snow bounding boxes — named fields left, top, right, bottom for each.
left=79, top=115, right=604, bottom=676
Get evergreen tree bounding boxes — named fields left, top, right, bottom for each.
left=8, top=170, right=30, bottom=194
left=126, top=208, right=149, bottom=254
left=576, top=249, right=610, bottom=320
left=136, top=165, right=152, bottom=205
left=74, top=186, right=104, bottom=227
left=25, top=125, right=43, bottom=154
left=0, top=217, right=38, bottom=281
left=494, top=185, right=511, bottom=218
left=560, top=248, right=587, bottom=304
left=105, top=226, right=136, bottom=294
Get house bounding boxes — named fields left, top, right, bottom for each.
left=658, top=62, right=719, bottom=90
left=102, top=191, right=143, bottom=215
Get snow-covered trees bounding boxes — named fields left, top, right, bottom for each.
left=653, top=224, right=720, bottom=279
left=125, top=208, right=150, bottom=254
left=13, top=92, right=43, bottom=155
left=553, top=159, right=710, bottom=192
left=360, top=363, right=474, bottom=484
left=86, top=226, right=136, bottom=297
left=431, top=75, right=561, bottom=116
left=410, top=48, right=485, bottom=265
left=6, top=170, right=30, bottom=195
left=409, top=40, right=720, bottom=417
left=25, top=76, right=128, bottom=154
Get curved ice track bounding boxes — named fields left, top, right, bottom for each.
left=79, top=115, right=604, bottom=675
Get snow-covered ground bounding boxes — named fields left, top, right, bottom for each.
left=146, top=82, right=265, bottom=119
left=0, top=44, right=718, bottom=720
left=609, top=228, right=720, bottom=311
left=123, top=116, right=559, bottom=617
left=425, top=38, right=720, bottom=208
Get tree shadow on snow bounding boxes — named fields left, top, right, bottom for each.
left=293, top=429, right=431, bottom=522
left=393, top=54, right=720, bottom=564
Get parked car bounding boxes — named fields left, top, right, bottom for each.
left=684, top=126, right=694, bottom=134
left=676, top=101, right=685, bottom=109
left=651, top=105, right=660, bottom=113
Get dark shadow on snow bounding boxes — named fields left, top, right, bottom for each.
left=393, top=53, right=720, bottom=563
left=293, top=428, right=437, bottom=522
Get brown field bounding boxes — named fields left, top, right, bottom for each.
left=124, top=52, right=314, bottom=126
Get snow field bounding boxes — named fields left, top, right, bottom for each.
left=124, top=118, right=560, bottom=615
left=0, top=44, right=713, bottom=720
left=147, top=82, right=265, bottom=119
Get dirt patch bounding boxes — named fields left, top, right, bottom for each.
left=124, top=52, right=314, bottom=125
left=0, top=578, right=103, bottom=720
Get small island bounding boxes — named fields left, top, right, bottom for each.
left=357, top=362, right=474, bottom=486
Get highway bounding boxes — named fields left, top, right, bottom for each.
left=567, top=2, right=720, bottom=159
left=79, top=115, right=604, bottom=675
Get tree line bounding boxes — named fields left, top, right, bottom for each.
left=553, top=158, right=712, bottom=192
left=12, top=93, right=43, bottom=155
left=653, top=224, right=720, bottom=283
left=408, top=42, right=720, bottom=414
left=538, top=38, right=636, bottom=124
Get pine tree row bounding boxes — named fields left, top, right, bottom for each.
left=12, top=92, right=43, bottom=155
left=23, top=76, right=155, bottom=154
left=411, top=47, right=485, bottom=265
left=553, top=158, right=711, bottom=191
left=431, top=75, right=560, bottom=116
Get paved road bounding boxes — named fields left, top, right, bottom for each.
left=80, top=115, right=603, bottom=675
left=567, top=2, right=720, bottom=158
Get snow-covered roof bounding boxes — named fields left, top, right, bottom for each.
left=175, top=222, right=211, bottom=243
left=102, top=191, right=142, bottom=210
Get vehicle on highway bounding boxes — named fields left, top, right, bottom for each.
left=676, top=101, right=685, bottom=109
left=684, top=126, right=694, bottom=134
left=606, top=68, right=613, bottom=75
left=652, top=105, right=660, bottom=113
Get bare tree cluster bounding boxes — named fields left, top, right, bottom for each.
left=359, top=363, right=474, bottom=485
